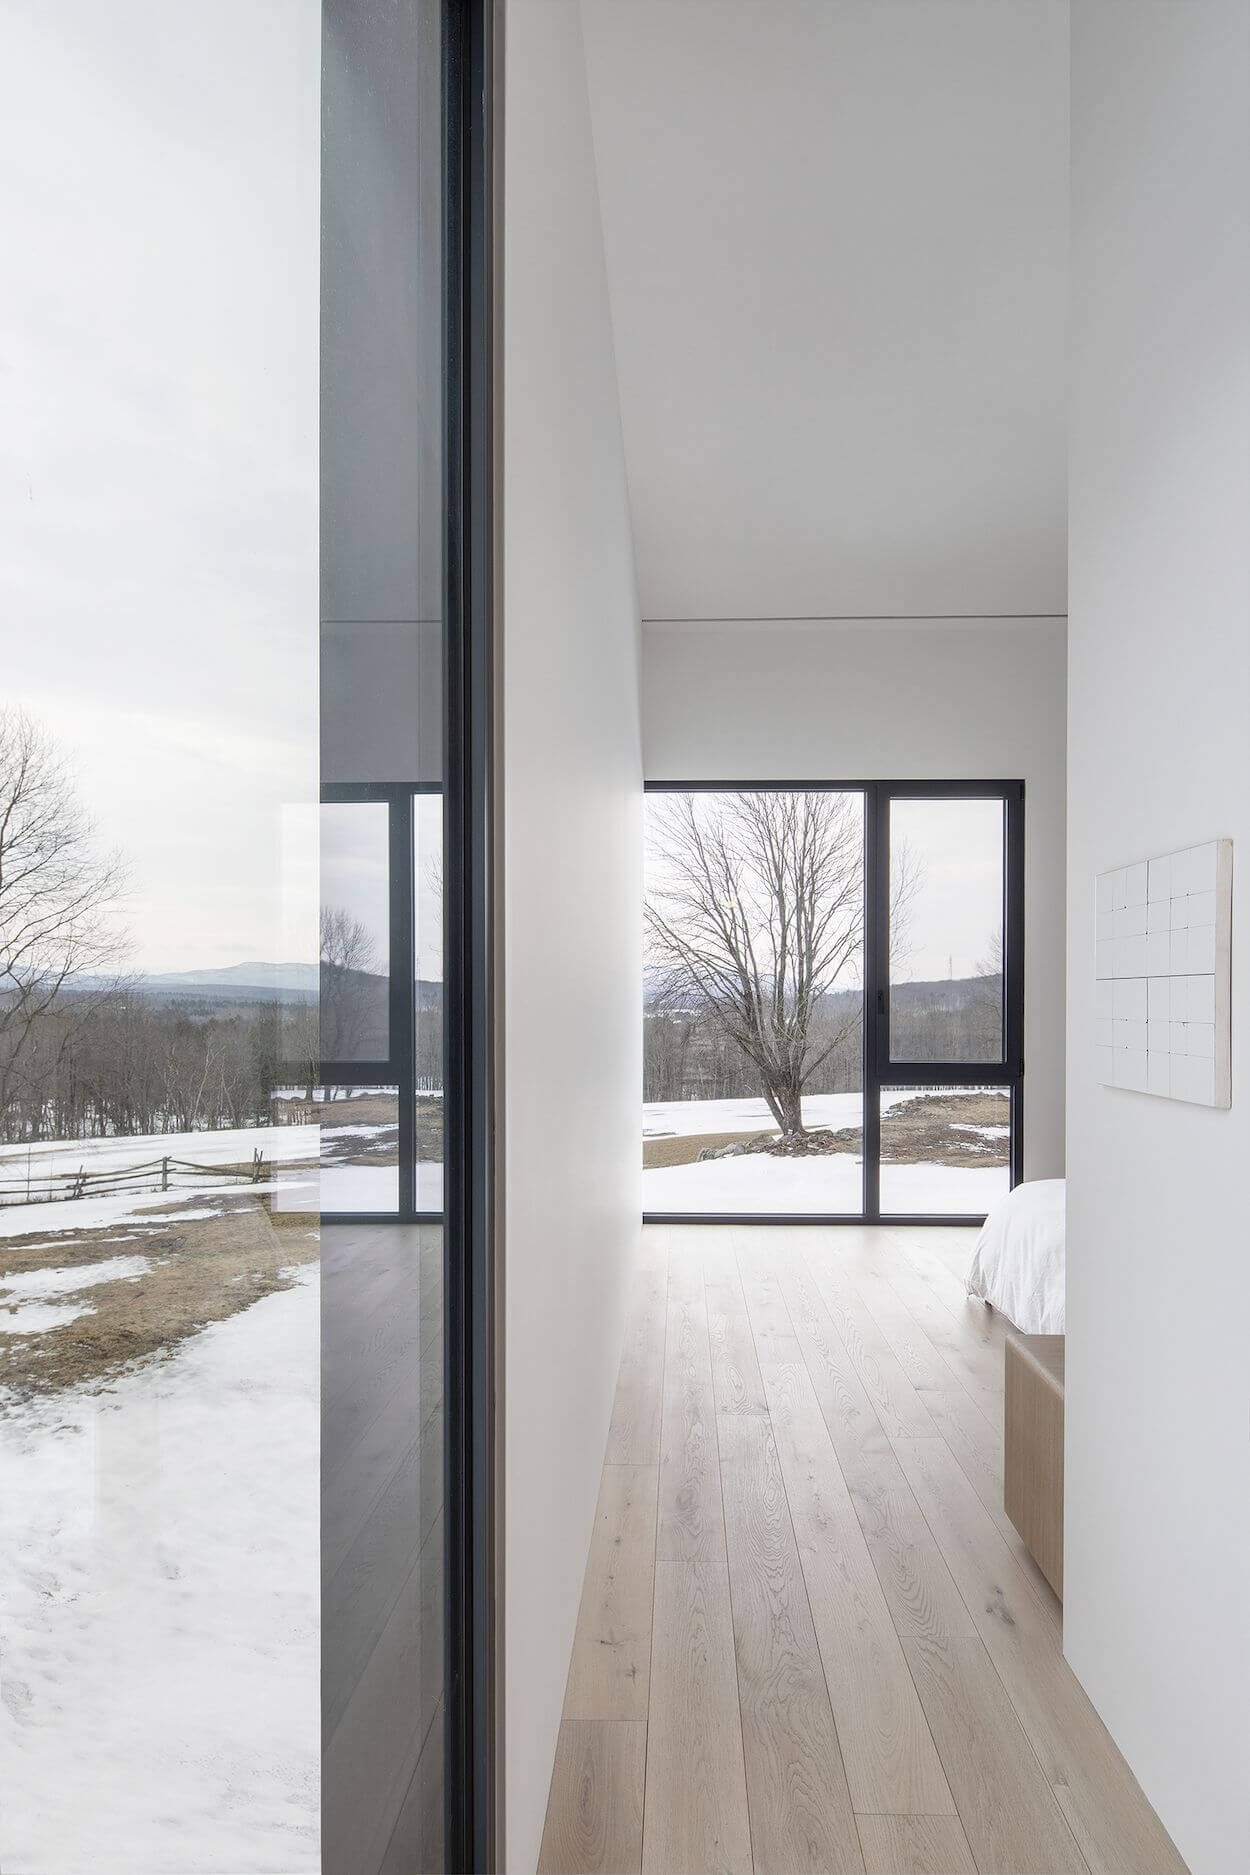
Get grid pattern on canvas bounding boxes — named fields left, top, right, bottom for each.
left=1095, top=841, right=1228, bottom=1106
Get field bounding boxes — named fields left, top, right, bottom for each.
left=319, top=1090, right=444, bottom=1212
left=641, top=1088, right=1010, bottom=1213
left=0, top=1126, right=320, bottom=1874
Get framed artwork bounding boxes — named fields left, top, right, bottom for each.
left=1095, top=840, right=1232, bottom=1107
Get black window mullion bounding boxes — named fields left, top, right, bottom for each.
left=1005, top=781, right=1026, bottom=1091
left=391, top=789, right=416, bottom=1220
left=862, top=782, right=885, bottom=1223
left=443, top=0, right=494, bottom=1864
left=881, top=1067, right=1023, bottom=1097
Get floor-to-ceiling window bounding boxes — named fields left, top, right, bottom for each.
left=3, top=3, right=493, bottom=1870
left=643, top=782, right=1023, bottom=1224
left=0, top=6, right=321, bottom=1870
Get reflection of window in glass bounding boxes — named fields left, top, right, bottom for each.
left=320, top=802, right=390, bottom=1061
left=879, top=1085, right=1011, bottom=1215
left=643, top=789, right=865, bottom=1217
left=319, top=1083, right=400, bottom=1215
left=889, top=798, right=1005, bottom=1063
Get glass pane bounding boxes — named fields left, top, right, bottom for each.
left=320, top=1085, right=400, bottom=1214
left=320, top=0, right=445, bottom=1863
left=889, top=796, right=1005, bottom=1063
left=320, top=802, right=391, bottom=1062
left=879, top=1086, right=1011, bottom=1215
left=644, top=790, right=865, bottom=1215
left=415, top=792, right=444, bottom=1215
left=0, top=3, right=320, bottom=1868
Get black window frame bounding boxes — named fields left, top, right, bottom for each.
left=442, top=0, right=495, bottom=1866
left=643, top=778, right=1025, bottom=1228
left=315, top=3, right=495, bottom=1866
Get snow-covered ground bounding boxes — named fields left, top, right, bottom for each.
left=642, top=1093, right=1009, bottom=1214
left=0, top=1124, right=319, bottom=1238
left=0, top=1274, right=319, bottom=1872
left=320, top=1161, right=444, bottom=1212
left=643, top=1090, right=871, bottom=1138
left=318, top=1097, right=443, bottom=1213
left=0, top=1129, right=320, bottom=1873
left=0, top=1254, right=152, bottom=1337
left=0, top=1123, right=319, bottom=1182
left=644, top=1150, right=1009, bottom=1213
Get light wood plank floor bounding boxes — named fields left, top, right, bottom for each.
left=538, top=1225, right=1189, bottom=1875
left=322, top=1223, right=444, bottom=1875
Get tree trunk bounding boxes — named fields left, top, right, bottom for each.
left=776, top=1083, right=805, bottom=1139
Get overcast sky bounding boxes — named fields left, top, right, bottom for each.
left=890, top=794, right=1003, bottom=980
left=322, top=796, right=443, bottom=984
left=1, top=1, right=320, bottom=973
left=3, top=9, right=1001, bottom=992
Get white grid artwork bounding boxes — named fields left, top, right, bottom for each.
left=1095, top=839, right=1232, bottom=1107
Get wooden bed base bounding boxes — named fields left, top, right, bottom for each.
left=1004, top=1331, right=1065, bottom=1599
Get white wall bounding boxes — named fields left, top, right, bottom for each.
left=502, top=3, right=643, bottom=1869
left=643, top=619, right=1067, bottom=1176
left=1067, top=7, right=1250, bottom=1871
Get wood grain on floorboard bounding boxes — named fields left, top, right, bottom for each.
left=718, top=1412, right=864, bottom=1873
left=855, top=1812, right=977, bottom=1875
left=539, top=1226, right=1189, bottom=1875
left=562, top=1462, right=657, bottom=1723
left=644, top=1557, right=754, bottom=1875
left=538, top=1720, right=646, bottom=1875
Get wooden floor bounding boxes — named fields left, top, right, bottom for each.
left=322, top=1222, right=444, bottom=1875
left=538, top=1225, right=1188, bottom=1875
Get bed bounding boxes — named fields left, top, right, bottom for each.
left=966, top=1177, right=1066, bottom=1335
left=969, top=1179, right=1068, bottom=1599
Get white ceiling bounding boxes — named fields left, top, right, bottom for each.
left=580, top=0, right=1068, bottom=622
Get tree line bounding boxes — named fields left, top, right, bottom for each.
left=644, top=969, right=1004, bottom=1108
left=0, top=988, right=317, bottom=1146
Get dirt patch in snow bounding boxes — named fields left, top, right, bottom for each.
left=643, top=1089, right=1009, bottom=1170
left=0, top=1191, right=317, bottom=1404
left=880, top=1090, right=1010, bottom=1162
left=317, top=1091, right=443, bottom=1168
left=644, top=1129, right=764, bottom=1169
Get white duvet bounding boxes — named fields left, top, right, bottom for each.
left=966, top=1178, right=1066, bottom=1335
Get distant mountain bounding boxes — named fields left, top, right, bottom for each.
left=62, top=961, right=320, bottom=1008
left=142, top=961, right=319, bottom=995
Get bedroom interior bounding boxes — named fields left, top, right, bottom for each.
left=502, top=4, right=1248, bottom=1875
left=7, top=3, right=1245, bottom=1872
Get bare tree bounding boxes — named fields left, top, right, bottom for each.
left=0, top=708, right=128, bottom=1138
left=647, top=792, right=919, bottom=1141
left=969, top=926, right=1006, bottom=1047
left=647, top=791, right=920, bottom=1142
left=319, top=904, right=377, bottom=1064
left=281, top=994, right=321, bottom=1107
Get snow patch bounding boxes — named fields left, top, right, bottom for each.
left=0, top=1301, right=95, bottom=1336
left=0, top=1256, right=153, bottom=1302
left=0, top=1270, right=319, bottom=1872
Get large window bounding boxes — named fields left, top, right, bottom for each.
left=3, top=3, right=493, bottom=1872
left=643, top=782, right=1023, bottom=1223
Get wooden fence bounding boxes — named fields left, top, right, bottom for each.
left=0, top=1148, right=271, bottom=1209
